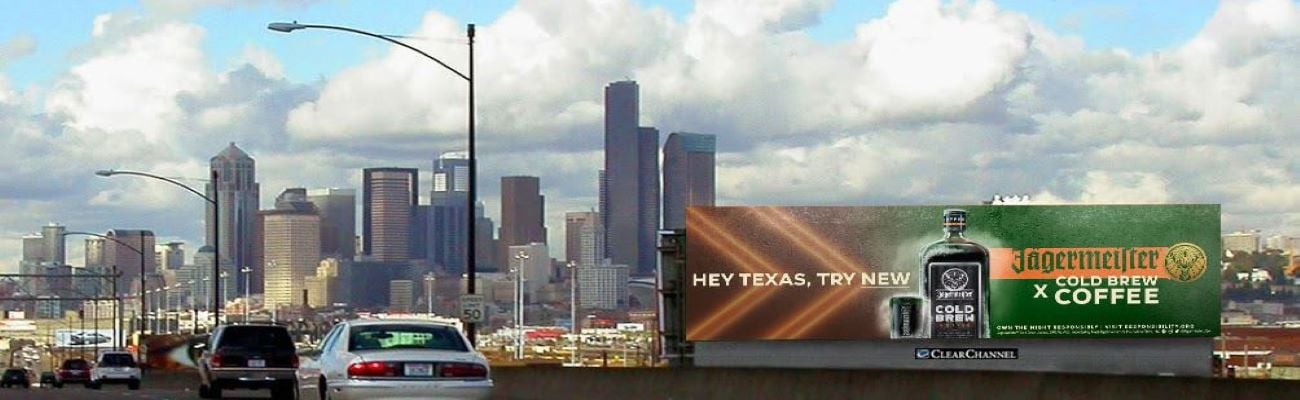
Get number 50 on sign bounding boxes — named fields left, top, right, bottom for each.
left=460, top=294, right=486, bottom=323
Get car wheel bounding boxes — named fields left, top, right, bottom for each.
left=210, top=382, right=223, bottom=399
left=54, top=382, right=62, bottom=388
left=128, top=380, right=140, bottom=390
left=89, top=381, right=101, bottom=390
left=198, top=384, right=211, bottom=399
left=319, top=378, right=329, bottom=400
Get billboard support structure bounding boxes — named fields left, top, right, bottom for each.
left=658, top=229, right=693, bottom=367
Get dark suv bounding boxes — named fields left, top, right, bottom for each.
left=55, top=358, right=91, bottom=387
left=1, top=368, right=32, bottom=388
left=198, top=324, right=298, bottom=399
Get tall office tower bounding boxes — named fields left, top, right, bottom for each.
left=507, top=243, right=549, bottom=302
left=306, top=258, right=342, bottom=308
left=307, top=188, right=357, bottom=260
left=413, top=205, right=432, bottom=261
left=636, top=126, right=660, bottom=276
left=475, top=202, right=497, bottom=271
left=363, top=168, right=419, bottom=263
left=207, top=142, right=260, bottom=298
left=105, top=230, right=157, bottom=294
left=85, top=237, right=106, bottom=269
left=157, top=242, right=185, bottom=270
left=189, top=246, right=220, bottom=310
left=598, top=170, right=607, bottom=256
left=261, top=188, right=321, bottom=310
left=41, top=223, right=66, bottom=266
left=22, top=234, right=45, bottom=262
left=663, top=132, right=717, bottom=230
left=566, top=211, right=604, bottom=267
left=602, top=80, right=661, bottom=277
left=431, top=154, right=470, bottom=274
left=498, top=176, right=547, bottom=266
left=578, top=262, right=629, bottom=310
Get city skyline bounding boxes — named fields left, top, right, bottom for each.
left=2, top=0, right=1300, bottom=272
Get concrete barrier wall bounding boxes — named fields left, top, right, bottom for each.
left=144, top=367, right=1300, bottom=399
left=489, top=367, right=1300, bottom=400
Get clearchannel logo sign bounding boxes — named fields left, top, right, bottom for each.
left=914, top=348, right=1019, bottom=360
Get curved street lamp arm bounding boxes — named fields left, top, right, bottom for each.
left=63, top=231, right=145, bottom=256
left=101, top=170, right=216, bottom=205
left=295, top=23, right=470, bottom=81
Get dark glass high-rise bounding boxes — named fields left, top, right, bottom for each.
left=919, top=209, right=990, bottom=339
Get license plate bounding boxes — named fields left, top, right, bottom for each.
left=248, top=359, right=266, bottom=368
left=404, top=363, right=433, bottom=377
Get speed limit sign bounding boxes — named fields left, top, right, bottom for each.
left=460, top=294, right=486, bottom=323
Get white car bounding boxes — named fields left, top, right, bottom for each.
left=297, top=319, right=492, bottom=400
left=88, top=351, right=141, bottom=390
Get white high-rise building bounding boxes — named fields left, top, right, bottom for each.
left=508, top=243, right=549, bottom=303
left=578, top=262, right=628, bottom=310
left=1223, top=232, right=1261, bottom=254
left=261, top=189, right=321, bottom=310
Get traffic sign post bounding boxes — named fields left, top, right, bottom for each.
left=460, top=294, right=486, bottom=324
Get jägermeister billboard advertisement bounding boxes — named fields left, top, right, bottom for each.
left=684, top=205, right=1220, bottom=341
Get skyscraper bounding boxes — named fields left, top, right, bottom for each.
left=663, top=132, right=717, bottom=230
left=475, top=202, right=497, bottom=272
left=636, top=126, right=660, bottom=276
left=41, top=223, right=66, bottom=266
left=363, top=168, right=419, bottom=263
left=565, top=212, right=601, bottom=265
left=431, top=154, right=470, bottom=274
left=84, top=237, right=106, bottom=269
left=157, top=242, right=186, bottom=270
left=261, top=188, right=321, bottom=310
left=498, top=176, right=546, bottom=265
left=207, top=142, right=260, bottom=297
left=507, top=243, right=549, bottom=302
left=105, top=230, right=157, bottom=294
left=578, top=262, right=629, bottom=310
left=307, top=188, right=357, bottom=260
left=602, top=81, right=661, bottom=277
left=413, top=205, right=431, bottom=261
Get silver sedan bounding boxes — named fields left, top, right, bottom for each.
left=296, top=319, right=493, bottom=400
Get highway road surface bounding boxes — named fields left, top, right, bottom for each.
left=0, top=384, right=274, bottom=399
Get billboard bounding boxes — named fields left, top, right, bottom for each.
left=54, top=329, right=117, bottom=348
left=685, top=205, right=1220, bottom=341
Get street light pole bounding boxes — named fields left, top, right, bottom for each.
left=424, top=273, right=436, bottom=318
left=241, top=266, right=253, bottom=323
left=95, top=168, right=221, bottom=328
left=567, top=261, right=580, bottom=366
left=267, top=20, right=478, bottom=345
left=513, top=251, right=529, bottom=361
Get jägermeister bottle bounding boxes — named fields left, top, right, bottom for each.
left=919, top=209, right=990, bottom=339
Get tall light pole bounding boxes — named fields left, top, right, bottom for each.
left=62, top=231, right=143, bottom=348
left=240, top=266, right=253, bottom=323
left=267, top=21, right=479, bottom=345
left=95, top=169, right=222, bottom=326
left=513, top=250, right=529, bottom=360
left=567, top=260, right=580, bottom=366
left=424, top=273, right=436, bottom=318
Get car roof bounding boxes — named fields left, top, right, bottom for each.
left=345, top=319, right=460, bottom=328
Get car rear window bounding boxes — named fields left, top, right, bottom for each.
left=3, top=369, right=22, bottom=377
left=100, top=354, right=136, bottom=367
left=218, top=326, right=294, bottom=350
left=62, top=359, right=89, bottom=369
left=348, top=324, right=469, bottom=352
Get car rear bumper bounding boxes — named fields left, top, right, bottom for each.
left=210, top=368, right=296, bottom=388
left=331, top=379, right=492, bottom=400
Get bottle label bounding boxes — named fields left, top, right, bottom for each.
left=927, top=261, right=982, bottom=339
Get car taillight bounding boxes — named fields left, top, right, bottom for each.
left=438, top=363, right=487, bottom=378
left=347, top=362, right=399, bottom=378
left=210, top=354, right=224, bottom=368
left=291, top=356, right=300, bottom=368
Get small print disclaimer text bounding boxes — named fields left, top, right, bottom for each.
left=915, top=348, right=1019, bottom=360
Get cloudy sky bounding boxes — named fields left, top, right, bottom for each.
left=1, top=0, right=1297, bottom=272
